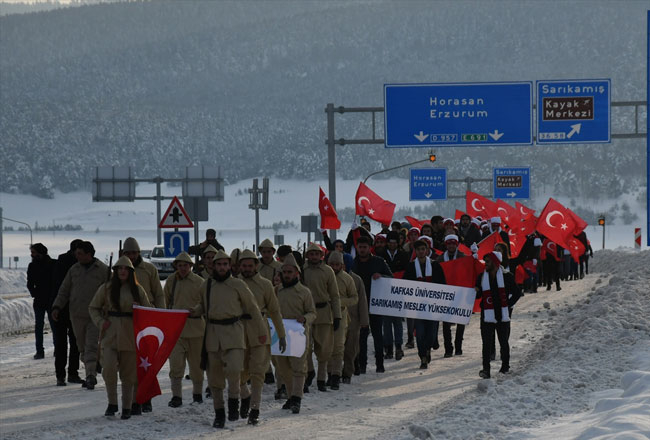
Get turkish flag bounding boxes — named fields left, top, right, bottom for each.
left=319, top=187, right=341, bottom=230
left=508, top=228, right=526, bottom=259
left=477, top=231, right=504, bottom=260
left=440, top=256, right=484, bottom=313
left=458, top=243, right=472, bottom=255
left=466, top=191, right=496, bottom=219
left=405, top=216, right=425, bottom=230
left=567, top=236, right=586, bottom=263
left=566, top=207, right=588, bottom=235
left=133, top=305, right=188, bottom=404
left=542, top=238, right=561, bottom=262
left=495, top=200, right=520, bottom=227
left=517, top=214, right=538, bottom=237
left=355, top=182, right=396, bottom=225
left=515, top=201, right=536, bottom=219
left=535, top=198, right=576, bottom=249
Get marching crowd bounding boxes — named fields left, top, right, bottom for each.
left=25, top=215, right=593, bottom=429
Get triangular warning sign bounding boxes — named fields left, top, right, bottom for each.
left=159, top=196, right=194, bottom=228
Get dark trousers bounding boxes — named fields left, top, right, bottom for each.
left=481, top=321, right=510, bottom=373
left=34, top=304, right=56, bottom=353
left=406, top=318, right=415, bottom=343
left=382, top=316, right=403, bottom=348
left=543, top=259, right=560, bottom=290
left=53, top=307, right=80, bottom=380
left=414, top=319, right=439, bottom=359
left=359, top=314, right=384, bottom=367
left=579, top=255, right=589, bottom=277
left=442, top=322, right=465, bottom=353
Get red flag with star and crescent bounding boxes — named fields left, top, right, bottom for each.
left=355, top=182, right=396, bottom=225
left=495, top=200, right=520, bottom=228
left=535, top=198, right=577, bottom=249
left=133, top=305, right=188, bottom=404
left=466, top=191, right=496, bottom=219
left=567, top=236, right=586, bottom=263
left=319, top=187, right=341, bottom=230
left=515, top=201, right=536, bottom=219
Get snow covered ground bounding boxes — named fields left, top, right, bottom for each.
left=1, top=249, right=648, bottom=439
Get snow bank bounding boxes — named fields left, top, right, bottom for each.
left=0, top=268, right=28, bottom=297
left=0, top=297, right=34, bottom=336
left=392, top=250, right=650, bottom=440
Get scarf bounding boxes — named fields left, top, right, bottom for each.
left=481, top=268, right=510, bottom=323
left=443, top=250, right=458, bottom=262
left=414, top=257, right=432, bottom=280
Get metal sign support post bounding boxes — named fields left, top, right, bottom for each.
left=248, top=178, right=269, bottom=254
left=446, top=177, right=492, bottom=199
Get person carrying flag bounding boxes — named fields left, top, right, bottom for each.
left=436, top=235, right=466, bottom=357
left=475, top=251, right=521, bottom=379
left=88, top=256, right=152, bottom=419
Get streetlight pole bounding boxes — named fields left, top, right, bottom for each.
left=1, top=215, right=33, bottom=245
left=363, top=156, right=434, bottom=184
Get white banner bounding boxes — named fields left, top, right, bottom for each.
left=369, top=277, right=476, bottom=325
left=268, top=318, right=307, bottom=357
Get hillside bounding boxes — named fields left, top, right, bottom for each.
left=0, top=0, right=647, bottom=203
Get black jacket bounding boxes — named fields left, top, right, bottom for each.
left=475, top=270, right=521, bottom=322
left=403, top=257, right=447, bottom=284
left=376, top=247, right=410, bottom=274
left=27, top=255, right=56, bottom=308
left=351, top=255, right=392, bottom=306
left=459, top=225, right=482, bottom=248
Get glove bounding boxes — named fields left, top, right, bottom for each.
left=532, top=259, right=537, bottom=265
left=470, top=243, right=478, bottom=253
left=320, top=228, right=328, bottom=234
left=333, top=318, right=341, bottom=331
left=279, top=337, right=287, bottom=354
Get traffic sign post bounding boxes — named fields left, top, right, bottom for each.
left=163, top=230, right=190, bottom=257
left=536, top=79, right=610, bottom=144
left=493, top=167, right=531, bottom=199
left=159, top=196, right=194, bottom=229
left=634, top=228, right=641, bottom=250
left=384, top=82, right=533, bottom=148
left=409, top=168, right=447, bottom=201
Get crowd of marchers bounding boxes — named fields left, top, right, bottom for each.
left=25, top=215, right=593, bottom=429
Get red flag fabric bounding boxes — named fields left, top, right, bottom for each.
left=566, top=207, right=588, bottom=235
left=440, top=256, right=484, bottom=313
left=496, top=200, right=520, bottom=227
left=458, top=243, right=472, bottom=255
left=517, top=214, right=538, bottom=237
left=515, top=265, right=526, bottom=285
left=567, top=236, right=586, bottom=263
left=466, top=191, right=496, bottom=219
left=319, top=187, right=341, bottom=230
left=355, top=182, right=396, bottom=225
left=515, top=201, right=536, bottom=219
left=405, top=216, right=424, bottom=230
left=477, top=231, right=504, bottom=260
left=508, top=228, right=526, bottom=259
left=133, top=306, right=188, bottom=404
left=541, top=238, right=562, bottom=262
left=535, top=198, right=577, bottom=249
left=454, top=209, right=467, bottom=220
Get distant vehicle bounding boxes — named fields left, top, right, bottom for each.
left=149, top=245, right=175, bottom=279
left=141, top=249, right=152, bottom=261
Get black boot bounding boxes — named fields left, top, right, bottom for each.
left=341, top=376, right=351, bottom=384
left=227, top=398, right=239, bottom=421
left=419, top=356, right=428, bottom=369
left=326, top=373, right=332, bottom=387
left=240, top=396, right=251, bottom=419
left=168, top=396, right=182, bottom=408
left=330, top=374, right=340, bottom=390
left=205, top=386, right=212, bottom=399
left=213, top=408, right=226, bottom=428
left=131, top=403, right=142, bottom=416
left=305, top=370, right=315, bottom=387
left=85, top=375, right=97, bottom=390
left=142, top=400, right=152, bottom=413
left=282, top=398, right=291, bottom=410
left=120, top=409, right=131, bottom=420
left=376, top=357, right=385, bottom=373
left=290, top=396, right=301, bottom=414
left=33, top=351, right=45, bottom=360
left=104, top=404, right=118, bottom=416
left=248, top=408, right=260, bottom=425
left=274, top=384, right=287, bottom=400
left=264, top=371, right=275, bottom=384
left=192, top=393, right=203, bottom=404
left=317, top=380, right=328, bottom=392
left=354, top=360, right=361, bottom=376
left=384, top=346, right=393, bottom=359
left=395, top=345, right=404, bottom=361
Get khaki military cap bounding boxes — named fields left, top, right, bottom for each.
left=238, top=249, right=258, bottom=262
left=213, top=249, right=231, bottom=261
left=306, top=242, right=323, bottom=253
left=230, top=248, right=241, bottom=264
left=328, top=250, right=344, bottom=265
left=203, top=245, right=219, bottom=255
left=282, top=254, right=301, bottom=272
left=173, top=252, right=194, bottom=266
left=259, top=239, right=275, bottom=250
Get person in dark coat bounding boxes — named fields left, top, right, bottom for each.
left=52, top=240, right=83, bottom=385
left=436, top=235, right=466, bottom=357
left=27, top=243, right=57, bottom=360
left=404, top=240, right=446, bottom=369
left=351, top=236, right=392, bottom=373
left=188, top=228, right=225, bottom=256
left=475, top=251, right=521, bottom=379
left=459, top=215, right=482, bottom=248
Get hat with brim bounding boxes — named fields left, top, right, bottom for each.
left=203, top=245, right=219, bottom=256
left=213, top=250, right=231, bottom=261
left=238, top=249, right=258, bottom=262
left=282, top=254, right=301, bottom=272
left=306, top=242, right=323, bottom=253
left=259, top=238, right=275, bottom=251
left=173, top=252, right=194, bottom=266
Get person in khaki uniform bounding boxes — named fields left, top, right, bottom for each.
left=164, top=252, right=205, bottom=408
left=52, top=241, right=108, bottom=390
left=122, top=236, right=164, bottom=414
left=237, top=249, right=287, bottom=425
left=258, top=239, right=282, bottom=282
left=199, top=245, right=218, bottom=279
left=325, top=251, right=358, bottom=390
left=343, top=271, right=369, bottom=383
left=302, top=243, right=341, bottom=392
left=274, top=254, right=316, bottom=414
left=190, top=250, right=267, bottom=429
left=88, top=256, right=152, bottom=419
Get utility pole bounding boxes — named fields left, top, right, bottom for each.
left=248, top=178, right=269, bottom=254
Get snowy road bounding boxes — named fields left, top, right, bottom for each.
left=1, top=251, right=648, bottom=439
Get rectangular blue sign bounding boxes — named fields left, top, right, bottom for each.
left=163, top=230, right=190, bottom=257
left=493, top=167, right=530, bottom=200
left=384, top=82, right=533, bottom=148
left=536, top=79, right=610, bottom=144
left=410, top=168, right=447, bottom=201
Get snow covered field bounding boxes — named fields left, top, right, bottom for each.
left=0, top=250, right=648, bottom=439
